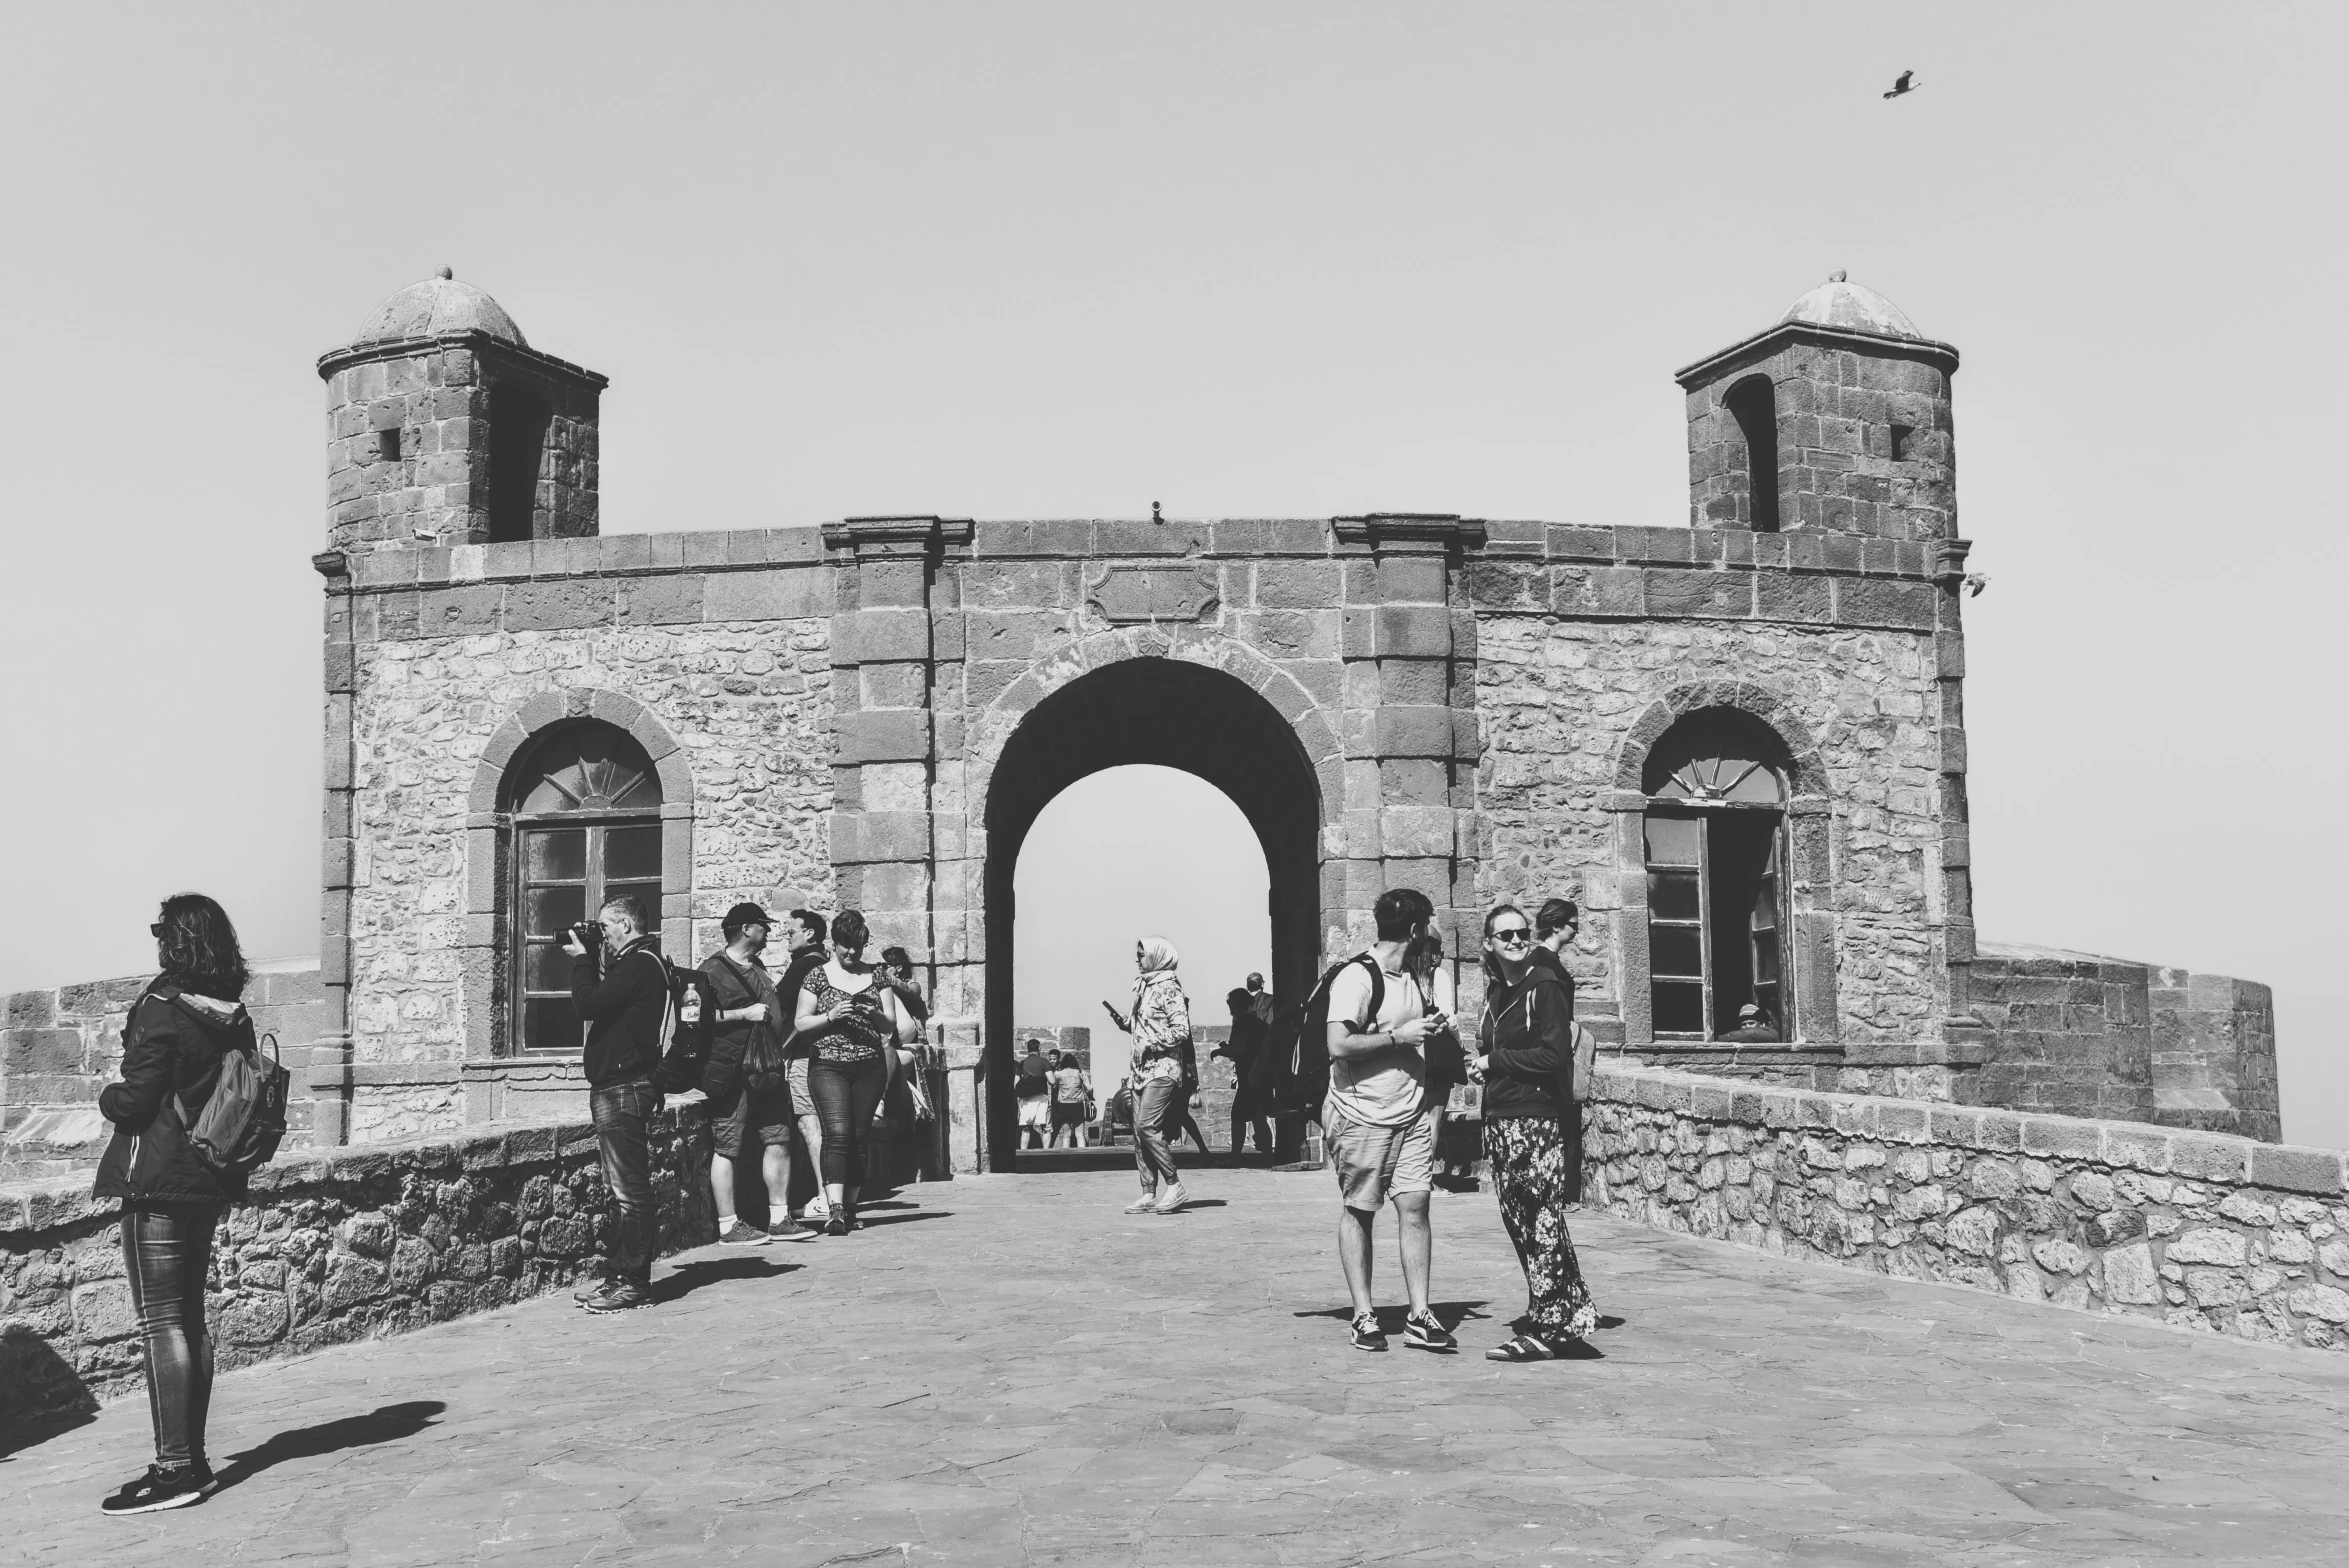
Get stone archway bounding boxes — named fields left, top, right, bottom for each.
left=979, top=657, right=1324, bottom=1170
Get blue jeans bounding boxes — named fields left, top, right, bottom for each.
left=121, top=1201, right=224, bottom=1468
left=590, top=1076, right=659, bottom=1283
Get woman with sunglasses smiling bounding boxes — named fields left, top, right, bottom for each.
left=1475, top=903, right=1602, bottom=1361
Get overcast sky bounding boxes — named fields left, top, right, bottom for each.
left=3, top=4, right=2342, bottom=1145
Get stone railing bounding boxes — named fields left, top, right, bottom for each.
left=0, top=1109, right=717, bottom=1422
left=1583, top=1063, right=2348, bottom=1351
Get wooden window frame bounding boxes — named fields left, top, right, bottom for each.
left=1644, top=800, right=1794, bottom=1044
left=508, top=810, right=664, bottom=1056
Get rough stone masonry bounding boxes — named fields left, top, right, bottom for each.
left=0, top=267, right=2280, bottom=1185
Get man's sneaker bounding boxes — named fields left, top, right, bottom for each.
left=583, top=1277, right=651, bottom=1313
left=718, top=1219, right=769, bottom=1247
left=1150, top=1183, right=1189, bottom=1215
left=1349, top=1312, right=1388, bottom=1352
left=572, top=1276, right=615, bottom=1307
left=823, top=1214, right=852, bottom=1237
left=769, top=1217, right=819, bottom=1242
left=1122, top=1193, right=1159, bottom=1215
left=100, top=1462, right=212, bottom=1515
left=1404, top=1311, right=1457, bottom=1352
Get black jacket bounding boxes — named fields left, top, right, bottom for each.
left=92, top=981, right=253, bottom=1204
left=1478, top=960, right=1575, bottom=1122
left=573, top=940, right=670, bottom=1087
left=776, top=943, right=827, bottom=1059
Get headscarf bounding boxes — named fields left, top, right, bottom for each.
left=1132, top=935, right=1179, bottom=1012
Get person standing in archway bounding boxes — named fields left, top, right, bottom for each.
left=1014, top=1039, right=1053, bottom=1150
left=1048, top=1050, right=1092, bottom=1148
left=1106, top=936, right=1193, bottom=1214
left=1215, top=981, right=1274, bottom=1158
left=1324, top=888, right=1455, bottom=1353
left=1475, top=902, right=1601, bottom=1360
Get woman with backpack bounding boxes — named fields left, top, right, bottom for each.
left=1474, top=902, right=1601, bottom=1362
left=91, top=894, right=258, bottom=1514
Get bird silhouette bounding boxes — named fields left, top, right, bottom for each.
left=1883, top=70, right=1918, bottom=99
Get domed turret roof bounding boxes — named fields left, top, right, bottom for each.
left=349, top=268, right=527, bottom=347
left=1779, top=271, right=1924, bottom=341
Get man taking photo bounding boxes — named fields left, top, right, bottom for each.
left=563, top=895, right=672, bottom=1313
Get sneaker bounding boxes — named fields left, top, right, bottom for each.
left=802, top=1197, right=831, bottom=1223
left=1404, top=1311, right=1457, bottom=1352
left=769, top=1218, right=820, bottom=1243
left=1122, top=1194, right=1159, bottom=1215
left=1349, top=1312, right=1388, bottom=1352
left=1151, top=1183, right=1189, bottom=1215
left=572, top=1276, right=615, bottom=1307
left=824, top=1214, right=851, bottom=1238
left=101, top=1462, right=212, bottom=1515
left=718, top=1220, right=770, bottom=1247
left=583, top=1277, right=651, bottom=1313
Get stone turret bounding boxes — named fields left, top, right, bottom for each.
left=1675, top=272, right=1958, bottom=539
left=316, top=269, right=606, bottom=554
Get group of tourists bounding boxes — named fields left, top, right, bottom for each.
left=85, top=878, right=1598, bottom=1517
left=1099, top=888, right=1600, bottom=1363
left=687, top=903, right=933, bottom=1256
left=1012, top=1041, right=1096, bottom=1148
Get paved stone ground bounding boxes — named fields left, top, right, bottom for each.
left=9, top=1165, right=2349, bottom=1567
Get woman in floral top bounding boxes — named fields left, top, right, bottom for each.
left=790, top=910, right=915, bottom=1235
left=1110, top=936, right=1193, bottom=1215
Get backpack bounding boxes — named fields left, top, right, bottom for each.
left=1250, top=953, right=1383, bottom=1121
left=643, top=949, right=713, bottom=1095
left=178, top=1029, right=291, bottom=1179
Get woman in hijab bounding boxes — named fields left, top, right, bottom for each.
left=1108, top=936, right=1193, bottom=1214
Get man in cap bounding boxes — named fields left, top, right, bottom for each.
left=701, top=903, right=816, bottom=1243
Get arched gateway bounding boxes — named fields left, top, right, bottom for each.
left=308, top=269, right=2004, bottom=1164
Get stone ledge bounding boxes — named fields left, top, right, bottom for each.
left=1585, top=1061, right=2349, bottom=1352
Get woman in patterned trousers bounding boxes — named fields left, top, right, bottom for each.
left=1474, top=903, right=1600, bottom=1360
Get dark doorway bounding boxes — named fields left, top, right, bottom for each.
left=1724, top=375, right=1780, bottom=533
left=486, top=380, right=553, bottom=544
left=983, top=658, right=1323, bottom=1172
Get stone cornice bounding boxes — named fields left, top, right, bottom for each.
left=1332, top=513, right=1489, bottom=550
left=315, top=331, right=610, bottom=389
left=820, top=515, right=976, bottom=560
left=1673, top=319, right=1960, bottom=389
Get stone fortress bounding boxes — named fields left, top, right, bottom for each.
left=1, top=266, right=2281, bottom=1180
left=19, top=268, right=2349, bottom=1403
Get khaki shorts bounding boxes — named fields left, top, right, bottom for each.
left=1327, top=1103, right=1438, bottom=1212
left=785, top=1056, right=814, bottom=1116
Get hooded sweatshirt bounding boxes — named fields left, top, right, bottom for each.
left=1477, top=959, right=1576, bottom=1122
left=93, top=981, right=255, bottom=1204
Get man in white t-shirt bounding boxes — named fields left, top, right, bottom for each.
left=1322, top=887, right=1456, bottom=1354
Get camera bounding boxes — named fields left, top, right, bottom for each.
left=568, top=920, right=603, bottom=951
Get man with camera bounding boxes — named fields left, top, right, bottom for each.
left=563, top=894, right=672, bottom=1313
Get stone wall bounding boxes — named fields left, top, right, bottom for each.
left=1969, top=943, right=2279, bottom=1141
left=341, top=541, right=835, bottom=1137
left=1474, top=616, right=1942, bottom=1042
left=2, top=962, right=326, bottom=1182
left=1583, top=1061, right=2348, bottom=1351
left=0, top=1109, right=716, bottom=1423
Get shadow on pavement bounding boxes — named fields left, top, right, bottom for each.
left=856, top=1211, right=951, bottom=1228
left=0, top=1410, right=96, bottom=1463
left=1293, top=1300, right=1495, bottom=1333
left=213, top=1400, right=447, bottom=1494
left=654, top=1256, right=804, bottom=1301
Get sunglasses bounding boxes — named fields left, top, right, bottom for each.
left=1489, top=927, right=1533, bottom=946
left=149, top=922, right=167, bottom=938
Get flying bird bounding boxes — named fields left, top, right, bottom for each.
left=1884, top=70, right=1919, bottom=99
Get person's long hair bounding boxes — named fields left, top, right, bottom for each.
left=155, top=893, right=249, bottom=1002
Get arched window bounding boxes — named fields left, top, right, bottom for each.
left=503, top=721, right=663, bottom=1053
left=1723, top=375, right=1780, bottom=532
left=487, top=380, right=553, bottom=544
left=1642, top=709, right=1792, bottom=1041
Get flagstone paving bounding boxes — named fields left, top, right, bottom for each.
left=8, top=1164, right=2349, bottom=1566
